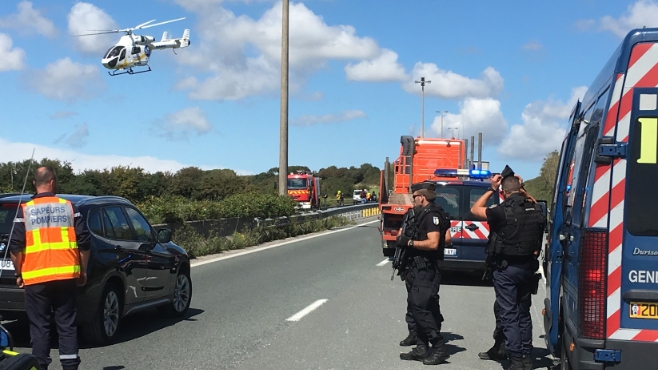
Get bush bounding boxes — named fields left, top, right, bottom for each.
left=136, top=192, right=299, bottom=224
left=173, top=216, right=354, bottom=259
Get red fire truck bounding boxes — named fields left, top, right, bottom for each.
left=287, top=171, right=321, bottom=209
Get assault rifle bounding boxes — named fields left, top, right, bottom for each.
left=391, top=208, right=416, bottom=281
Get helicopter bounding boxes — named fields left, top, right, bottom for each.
left=76, top=18, right=191, bottom=76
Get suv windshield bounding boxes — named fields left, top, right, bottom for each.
left=435, top=185, right=497, bottom=220
left=287, top=178, right=308, bottom=189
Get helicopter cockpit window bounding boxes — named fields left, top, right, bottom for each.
left=119, top=48, right=126, bottom=61
left=104, top=46, right=123, bottom=59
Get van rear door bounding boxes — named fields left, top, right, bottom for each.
left=608, top=87, right=658, bottom=340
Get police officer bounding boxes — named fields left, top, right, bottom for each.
left=9, top=166, right=91, bottom=370
left=397, top=181, right=451, bottom=365
left=470, top=166, right=545, bottom=370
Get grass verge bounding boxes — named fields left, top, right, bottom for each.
left=173, top=216, right=355, bottom=259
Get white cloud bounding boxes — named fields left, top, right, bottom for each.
left=157, top=107, right=212, bottom=140
left=345, top=49, right=406, bottom=82
left=0, top=137, right=226, bottom=174
left=0, top=33, right=26, bottom=71
left=580, top=0, right=658, bottom=38
left=54, top=123, right=89, bottom=148
left=291, top=110, right=366, bottom=126
left=522, top=41, right=543, bottom=51
left=174, top=1, right=384, bottom=100
left=67, top=2, right=118, bottom=55
left=497, top=86, right=587, bottom=160
left=24, top=57, right=106, bottom=102
left=430, top=98, right=507, bottom=144
left=50, top=111, right=78, bottom=119
left=0, top=1, right=57, bottom=38
left=403, top=64, right=504, bottom=100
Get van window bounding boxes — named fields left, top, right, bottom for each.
left=627, top=115, right=658, bottom=235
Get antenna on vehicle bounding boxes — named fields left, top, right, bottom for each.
left=1, top=149, right=36, bottom=275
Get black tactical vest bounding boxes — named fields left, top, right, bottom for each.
left=492, top=193, right=546, bottom=257
left=408, top=203, right=450, bottom=261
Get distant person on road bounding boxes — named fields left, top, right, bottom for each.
left=322, top=193, right=328, bottom=208
left=360, top=189, right=367, bottom=204
left=371, top=191, right=377, bottom=202
left=336, top=190, right=344, bottom=207
left=396, top=181, right=451, bottom=365
left=470, top=166, right=545, bottom=370
left=9, top=166, right=91, bottom=370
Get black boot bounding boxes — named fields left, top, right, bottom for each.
left=400, top=344, right=428, bottom=361
left=422, top=345, right=450, bottom=365
left=478, top=340, right=507, bottom=360
left=522, top=354, right=533, bottom=370
left=399, top=332, right=418, bottom=346
left=508, top=356, right=525, bottom=370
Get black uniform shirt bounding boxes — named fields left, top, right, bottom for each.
left=417, top=207, right=443, bottom=238
left=9, top=192, right=91, bottom=254
left=485, top=198, right=536, bottom=269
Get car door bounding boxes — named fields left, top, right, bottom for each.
left=100, top=206, right=151, bottom=305
left=123, top=206, right=173, bottom=301
left=435, top=186, right=461, bottom=259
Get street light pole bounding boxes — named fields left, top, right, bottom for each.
left=415, top=77, right=431, bottom=138
left=436, top=110, right=448, bottom=138
left=278, top=0, right=289, bottom=196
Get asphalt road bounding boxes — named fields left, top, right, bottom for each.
left=7, top=218, right=555, bottom=369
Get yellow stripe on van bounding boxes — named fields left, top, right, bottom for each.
left=638, top=117, right=658, bottom=164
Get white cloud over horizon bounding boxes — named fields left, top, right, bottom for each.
left=345, top=49, right=407, bottom=82
left=23, top=58, right=106, bottom=103
left=403, top=64, right=504, bottom=100
left=498, top=86, right=587, bottom=160
left=0, top=137, right=248, bottom=174
left=157, top=107, right=213, bottom=140
left=0, top=1, right=57, bottom=38
left=67, top=2, right=118, bottom=55
left=173, top=1, right=395, bottom=100
left=579, top=0, right=658, bottom=38
left=430, top=98, right=508, bottom=144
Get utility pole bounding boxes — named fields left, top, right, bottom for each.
left=415, top=77, right=431, bottom=138
left=278, top=0, right=289, bottom=196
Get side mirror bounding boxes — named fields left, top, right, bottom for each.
left=157, top=228, right=172, bottom=243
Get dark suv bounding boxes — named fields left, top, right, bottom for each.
left=0, top=194, right=192, bottom=345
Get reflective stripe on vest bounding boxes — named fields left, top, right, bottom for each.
left=21, top=197, right=79, bottom=285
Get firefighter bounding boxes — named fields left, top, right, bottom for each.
left=9, top=166, right=91, bottom=370
left=470, top=166, right=545, bottom=370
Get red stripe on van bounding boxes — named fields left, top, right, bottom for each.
left=628, top=42, right=653, bottom=69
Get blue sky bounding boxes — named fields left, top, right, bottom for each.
left=0, top=0, right=653, bottom=178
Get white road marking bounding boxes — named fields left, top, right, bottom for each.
left=286, top=299, right=328, bottom=322
left=191, top=219, right=379, bottom=268
left=376, top=259, right=390, bottom=267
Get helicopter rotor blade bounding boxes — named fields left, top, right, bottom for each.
left=73, top=30, right=120, bottom=37
left=134, top=19, right=157, bottom=29
left=137, top=17, right=185, bottom=30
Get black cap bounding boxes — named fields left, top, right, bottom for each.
left=501, top=165, right=515, bottom=179
left=411, top=181, right=436, bottom=192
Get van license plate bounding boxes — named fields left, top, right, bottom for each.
left=444, top=248, right=457, bottom=256
left=630, top=302, right=658, bottom=319
left=0, top=259, right=14, bottom=271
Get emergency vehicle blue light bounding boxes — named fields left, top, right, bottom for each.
left=469, top=169, right=491, bottom=179
left=434, top=169, right=458, bottom=177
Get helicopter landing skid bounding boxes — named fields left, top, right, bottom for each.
left=108, top=65, right=152, bottom=76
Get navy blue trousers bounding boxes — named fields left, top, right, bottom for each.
left=24, top=279, right=81, bottom=370
left=405, top=266, right=444, bottom=346
left=492, top=265, right=534, bottom=358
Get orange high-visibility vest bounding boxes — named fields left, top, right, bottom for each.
left=19, top=196, right=80, bottom=285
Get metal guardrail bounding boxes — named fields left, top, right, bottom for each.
left=154, top=203, right=381, bottom=237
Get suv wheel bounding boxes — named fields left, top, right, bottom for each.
left=161, top=270, right=192, bottom=317
left=83, top=283, right=121, bottom=345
